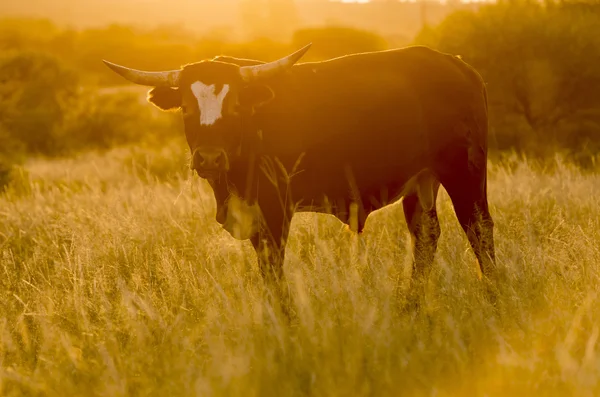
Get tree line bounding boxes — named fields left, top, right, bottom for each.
left=1, top=1, right=599, bottom=187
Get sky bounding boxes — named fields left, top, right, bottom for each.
left=0, top=0, right=488, bottom=40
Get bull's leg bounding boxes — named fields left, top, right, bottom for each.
left=402, top=179, right=441, bottom=281
left=250, top=227, right=288, bottom=286
left=440, top=165, right=496, bottom=281
left=399, top=176, right=441, bottom=311
left=249, top=213, right=293, bottom=315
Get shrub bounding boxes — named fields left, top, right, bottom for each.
left=60, top=89, right=170, bottom=153
left=0, top=50, right=79, bottom=155
left=414, top=3, right=600, bottom=158
left=0, top=158, right=13, bottom=191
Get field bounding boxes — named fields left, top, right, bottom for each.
left=1, top=0, right=600, bottom=394
left=1, top=142, right=600, bottom=396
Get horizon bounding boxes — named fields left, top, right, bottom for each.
left=0, top=0, right=490, bottom=40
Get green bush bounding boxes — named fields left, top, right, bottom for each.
left=0, top=50, right=79, bottom=155
left=60, top=89, right=174, bottom=153
left=415, top=2, right=600, bottom=158
left=0, top=47, right=181, bottom=159
left=0, top=158, right=13, bottom=191
left=0, top=18, right=59, bottom=52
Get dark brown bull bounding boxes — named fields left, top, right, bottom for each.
left=103, top=44, right=496, bottom=304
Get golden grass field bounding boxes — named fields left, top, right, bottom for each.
left=1, top=142, right=600, bottom=396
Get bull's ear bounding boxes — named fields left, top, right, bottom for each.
left=147, top=87, right=181, bottom=111
left=239, top=84, right=275, bottom=109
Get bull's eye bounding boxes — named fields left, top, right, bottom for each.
left=181, top=105, right=188, bottom=114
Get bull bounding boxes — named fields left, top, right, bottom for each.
left=103, top=44, right=496, bottom=303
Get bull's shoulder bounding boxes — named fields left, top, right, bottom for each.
left=212, top=56, right=265, bottom=67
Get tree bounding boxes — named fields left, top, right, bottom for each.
left=415, top=3, right=600, bottom=157
left=0, top=51, right=79, bottom=154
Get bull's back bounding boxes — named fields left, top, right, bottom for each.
left=273, top=46, right=486, bottom=142
left=258, top=46, right=488, bottom=202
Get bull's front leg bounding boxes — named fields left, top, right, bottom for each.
left=250, top=210, right=292, bottom=313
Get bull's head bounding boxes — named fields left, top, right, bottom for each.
left=103, top=44, right=311, bottom=180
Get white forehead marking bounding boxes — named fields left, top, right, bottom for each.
left=190, top=81, right=230, bottom=126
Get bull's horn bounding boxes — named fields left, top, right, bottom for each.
left=102, top=60, right=181, bottom=87
left=239, top=43, right=312, bottom=82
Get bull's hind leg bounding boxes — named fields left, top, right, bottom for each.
left=439, top=159, right=496, bottom=280
left=402, top=172, right=441, bottom=281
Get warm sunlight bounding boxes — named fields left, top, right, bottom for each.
left=0, top=0, right=498, bottom=39
left=2, top=0, right=600, bottom=396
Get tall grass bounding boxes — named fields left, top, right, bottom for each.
left=1, top=145, right=600, bottom=396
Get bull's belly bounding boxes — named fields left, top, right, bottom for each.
left=295, top=167, right=438, bottom=231
left=219, top=168, right=438, bottom=240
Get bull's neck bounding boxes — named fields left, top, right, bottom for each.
left=213, top=152, right=259, bottom=202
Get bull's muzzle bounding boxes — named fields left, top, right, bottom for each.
left=192, top=147, right=229, bottom=177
